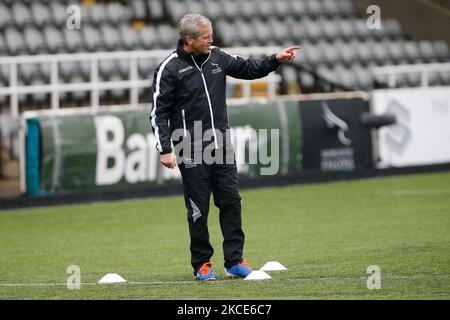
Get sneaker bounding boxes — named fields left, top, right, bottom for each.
left=225, top=259, right=253, bottom=278
left=194, top=261, right=217, bottom=281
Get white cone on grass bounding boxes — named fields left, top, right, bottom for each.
left=244, top=270, right=272, bottom=280
left=259, top=261, right=287, bottom=271
left=98, top=273, right=126, bottom=284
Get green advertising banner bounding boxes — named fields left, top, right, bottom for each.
left=25, top=101, right=303, bottom=196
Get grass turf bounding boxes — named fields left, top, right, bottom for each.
left=0, top=171, right=449, bottom=299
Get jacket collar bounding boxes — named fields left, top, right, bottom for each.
left=176, top=39, right=210, bottom=62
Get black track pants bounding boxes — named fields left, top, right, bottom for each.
left=178, top=161, right=245, bottom=272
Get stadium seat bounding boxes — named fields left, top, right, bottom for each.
left=252, top=18, right=272, bottom=45
left=11, top=2, right=33, bottom=30
left=234, top=18, right=254, bottom=46
left=320, top=18, right=341, bottom=40
left=0, top=34, right=7, bottom=56
left=221, top=0, right=240, bottom=19
left=0, top=63, right=10, bottom=88
left=268, top=16, right=291, bottom=45
left=418, top=41, right=439, bottom=63
left=337, top=19, right=356, bottom=41
left=353, top=19, right=371, bottom=40
left=322, top=0, right=340, bottom=17
left=301, top=42, right=324, bottom=66
left=140, top=25, right=159, bottom=50
left=403, top=41, right=422, bottom=64
left=305, top=0, right=323, bottom=17
left=330, top=64, right=351, bottom=90
left=338, top=0, right=355, bottom=17
left=202, top=0, right=223, bottom=19
left=386, top=40, right=406, bottom=64
left=147, top=0, right=165, bottom=20
left=288, top=0, right=307, bottom=17
left=353, top=39, right=375, bottom=65
left=82, top=24, right=106, bottom=52
left=62, top=27, right=85, bottom=53
left=99, top=59, right=120, bottom=81
left=406, top=71, right=422, bottom=87
left=120, top=24, right=143, bottom=51
left=30, top=2, right=52, bottom=29
left=50, top=1, right=68, bottom=27
left=5, top=27, right=28, bottom=56
left=438, top=70, right=450, bottom=85
left=18, top=63, right=43, bottom=85
left=100, top=23, right=123, bottom=52
left=138, top=57, right=158, bottom=79
left=299, top=71, right=315, bottom=91
left=320, top=40, right=341, bottom=65
left=186, top=0, right=205, bottom=17
left=60, top=61, right=86, bottom=83
left=385, top=19, right=403, bottom=39
left=24, top=27, right=47, bottom=55
left=302, top=18, right=322, bottom=41
left=157, top=24, right=177, bottom=49
left=336, top=40, right=358, bottom=66
left=316, top=64, right=337, bottom=87
left=0, top=3, right=14, bottom=31
left=255, top=0, right=273, bottom=18
left=273, top=0, right=291, bottom=18
left=167, top=0, right=186, bottom=22
left=372, top=41, right=392, bottom=65
left=88, top=3, right=110, bottom=26
left=350, top=63, right=374, bottom=90
left=107, top=2, right=132, bottom=24
left=215, top=19, right=236, bottom=46
left=131, top=0, right=147, bottom=21
left=432, top=40, right=450, bottom=62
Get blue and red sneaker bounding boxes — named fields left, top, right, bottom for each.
left=194, top=261, right=217, bottom=281
left=225, top=259, right=253, bottom=278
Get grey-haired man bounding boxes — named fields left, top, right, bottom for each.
left=151, top=13, right=299, bottom=281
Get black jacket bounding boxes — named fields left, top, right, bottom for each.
left=150, top=39, right=281, bottom=155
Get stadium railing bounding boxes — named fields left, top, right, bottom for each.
left=0, top=46, right=282, bottom=119
left=372, top=62, right=450, bottom=88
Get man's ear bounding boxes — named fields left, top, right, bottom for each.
left=185, top=35, right=193, bottom=45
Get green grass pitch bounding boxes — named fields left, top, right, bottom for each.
left=0, top=171, right=449, bottom=299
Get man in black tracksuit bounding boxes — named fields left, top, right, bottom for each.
left=150, top=14, right=299, bottom=280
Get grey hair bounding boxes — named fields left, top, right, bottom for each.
left=178, top=14, right=211, bottom=42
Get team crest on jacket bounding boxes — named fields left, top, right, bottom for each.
left=210, top=62, right=222, bottom=74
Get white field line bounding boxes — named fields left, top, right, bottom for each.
left=0, top=275, right=449, bottom=288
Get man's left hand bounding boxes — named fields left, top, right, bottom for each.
left=276, top=46, right=301, bottom=63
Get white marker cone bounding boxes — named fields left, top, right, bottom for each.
left=259, top=261, right=287, bottom=271
left=244, top=270, right=272, bottom=280
left=98, top=273, right=126, bottom=284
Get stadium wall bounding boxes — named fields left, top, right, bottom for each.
left=21, top=93, right=374, bottom=197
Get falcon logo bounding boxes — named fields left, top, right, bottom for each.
left=322, top=101, right=351, bottom=146
left=385, top=99, right=411, bottom=155
left=210, top=62, right=222, bottom=74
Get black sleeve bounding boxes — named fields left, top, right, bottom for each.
left=150, top=64, right=176, bottom=155
left=219, top=48, right=281, bottom=80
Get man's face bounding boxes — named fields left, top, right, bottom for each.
left=188, top=24, right=213, bottom=55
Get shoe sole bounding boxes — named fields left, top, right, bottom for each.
left=224, top=269, right=246, bottom=278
